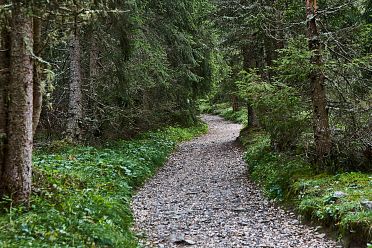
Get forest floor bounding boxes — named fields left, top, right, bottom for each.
left=132, top=115, right=340, bottom=248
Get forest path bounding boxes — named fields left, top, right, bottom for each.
left=132, top=115, right=338, bottom=248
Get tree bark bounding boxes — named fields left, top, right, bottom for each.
left=89, top=32, right=99, bottom=119
left=32, top=17, right=42, bottom=136
left=67, top=28, right=83, bottom=141
left=89, top=32, right=98, bottom=97
left=231, top=95, right=239, bottom=112
left=242, top=44, right=259, bottom=128
left=0, top=0, right=10, bottom=188
left=2, top=1, right=33, bottom=204
left=247, top=103, right=259, bottom=127
left=306, top=0, right=332, bottom=163
left=142, top=89, right=151, bottom=112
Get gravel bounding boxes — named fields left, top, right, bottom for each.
left=132, top=115, right=339, bottom=248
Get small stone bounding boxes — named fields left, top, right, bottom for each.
left=232, top=207, right=246, bottom=212
left=361, top=200, right=372, bottom=210
left=170, top=233, right=185, bottom=243
left=333, top=191, right=347, bottom=198
left=317, top=233, right=326, bottom=239
left=184, top=239, right=196, bottom=245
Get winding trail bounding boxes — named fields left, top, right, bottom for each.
left=132, top=115, right=338, bottom=248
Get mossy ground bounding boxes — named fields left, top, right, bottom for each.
left=240, top=130, right=371, bottom=246
left=0, top=123, right=208, bottom=247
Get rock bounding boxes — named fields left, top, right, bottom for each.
left=333, top=191, right=348, bottom=198
left=317, top=233, right=326, bottom=239
left=184, top=239, right=196, bottom=245
left=170, top=233, right=185, bottom=243
left=172, top=235, right=196, bottom=246
left=361, top=200, right=372, bottom=210
left=232, top=207, right=246, bottom=212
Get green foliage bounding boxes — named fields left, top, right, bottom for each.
left=0, top=124, right=207, bottom=247
left=295, top=172, right=372, bottom=242
left=40, top=0, right=221, bottom=137
left=199, top=101, right=247, bottom=125
left=214, top=0, right=372, bottom=169
left=273, top=37, right=313, bottom=93
left=242, top=130, right=372, bottom=243
left=237, top=70, right=310, bottom=151
left=198, top=99, right=214, bottom=114
left=243, top=132, right=313, bottom=200
left=217, top=107, right=247, bottom=125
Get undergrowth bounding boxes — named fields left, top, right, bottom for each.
left=199, top=101, right=247, bottom=125
left=241, top=130, right=372, bottom=246
left=0, top=123, right=207, bottom=247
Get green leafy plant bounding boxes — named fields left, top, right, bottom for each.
left=237, top=70, right=310, bottom=151
left=0, top=124, right=207, bottom=247
left=241, top=130, right=372, bottom=244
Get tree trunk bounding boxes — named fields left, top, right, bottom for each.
left=247, top=103, right=259, bottom=127
left=89, top=32, right=99, bottom=120
left=242, top=44, right=259, bottom=128
left=231, top=95, right=239, bottom=112
left=0, top=0, right=10, bottom=188
left=67, top=28, right=83, bottom=141
left=142, top=89, right=151, bottom=112
left=306, top=0, right=332, bottom=163
left=89, top=32, right=98, bottom=99
left=32, top=17, right=42, bottom=136
left=1, top=1, right=34, bottom=204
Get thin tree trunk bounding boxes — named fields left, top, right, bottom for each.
left=2, top=1, right=33, bottom=204
left=89, top=32, right=99, bottom=119
left=306, top=0, right=332, bottom=163
left=242, top=44, right=259, bottom=128
left=67, top=28, right=83, bottom=141
left=32, top=17, right=42, bottom=136
left=247, top=103, right=259, bottom=127
left=0, top=0, right=10, bottom=189
left=231, top=95, right=239, bottom=112
left=89, top=32, right=98, bottom=97
left=142, top=89, right=151, bottom=112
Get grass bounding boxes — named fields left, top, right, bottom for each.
left=294, top=173, right=372, bottom=242
left=0, top=123, right=208, bottom=247
left=240, top=129, right=372, bottom=245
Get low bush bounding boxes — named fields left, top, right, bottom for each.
left=241, top=130, right=372, bottom=245
left=236, top=70, right=310, bottom=151
left=199, top=101, right=247, bottom=125
left=294, top=172, right=372, bottom=243
left=0, top=124, right=207, bottom=247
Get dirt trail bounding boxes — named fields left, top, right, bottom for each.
left=132, top=115, right=338, bottom=248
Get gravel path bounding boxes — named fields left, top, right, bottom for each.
left=132, top=115, right=339, bottom=248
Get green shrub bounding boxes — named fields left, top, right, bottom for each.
left=294, top=172, right=372, bottom=241
left=198, top=99, right=213, bottom=113
left=0, top=124, right=207, bottom=247
left=237, top=70, right=310, bottom=151
left=244, top=132, right=313, bottom=199
left=242, top=130, right=372, bottom=244
left=202, top=101, right=247, bottom=125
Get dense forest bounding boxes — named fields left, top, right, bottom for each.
left=0, top=0, right=371, bottom=247
left=211, top=0, right=371, bottom=168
